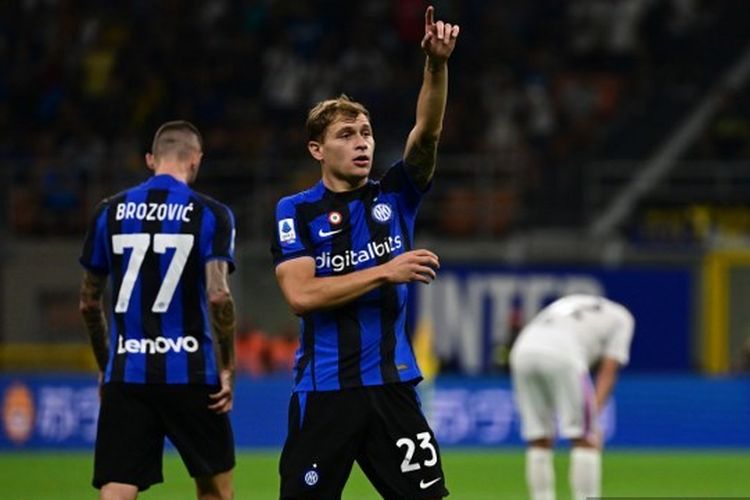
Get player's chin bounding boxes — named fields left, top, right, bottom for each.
left=350, top=165, right=371, bottom=176
left=344, top=168, right=370, bottom=183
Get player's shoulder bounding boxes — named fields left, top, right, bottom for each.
left=276, top=182, right=326, bottom=209
left=606, top=299, right=634, bottom=326
left=590, top=295, right=630, bottom=316
left=102, top=178, right=155, bottom=205
left=109, top=182, right=139, bottom=202
left=377, top=158, right=426, bottom=195
left=94, top=186, right=131, bottom=213
left=375, top=159, right=406, bottom=183
left=188, top=189, right=234, bottom=216
left=567, top=294, right=633, bottom=324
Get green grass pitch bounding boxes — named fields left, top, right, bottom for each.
left=0, top=449, right=748, bottom=499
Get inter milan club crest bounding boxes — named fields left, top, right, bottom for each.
left=304, top=464, right=319, bottom=487
left=371, top=203, right=392, bottom=223
left=328, top=211, right=342, bottom=225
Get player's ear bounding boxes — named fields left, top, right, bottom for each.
left=308, top=141, right=324, bottom=161
left=145, top=153, right=156, bottom=171
left=189, top=152, right=203, bottom=180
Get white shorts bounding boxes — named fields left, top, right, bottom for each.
left=510, top=350, right=597, bottom=441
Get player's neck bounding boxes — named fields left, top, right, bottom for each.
left=321, top=173, right=367, bottom=193
left=153, top=163, right=191, bottom=184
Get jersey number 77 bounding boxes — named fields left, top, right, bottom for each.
left=112, top=233, right=194, bottom=313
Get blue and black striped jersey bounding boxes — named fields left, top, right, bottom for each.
left=271, top=160, right=425, bottom=392
left=80, top=174, right=236, bottom=385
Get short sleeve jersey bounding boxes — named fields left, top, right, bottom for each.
left=515, top=294, right=635, bottom=368
left=79, top=174, right=236, bottom=385
left=271, top=160, right=426, bottom=391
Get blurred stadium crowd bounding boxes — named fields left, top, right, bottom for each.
left=2, top=0, right=749, bottom=240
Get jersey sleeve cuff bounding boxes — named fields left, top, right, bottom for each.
left=273, top=250, right=314, bottom=267
left=79, top=258, right=109, bottom=275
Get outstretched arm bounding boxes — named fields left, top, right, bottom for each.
left=206, top=260, right=236, bottom=414
left=79, top=270, right=109, bottom=374
left=276, top=250, right=440, bottom=316
left=404, top=5, right=460, bottom=190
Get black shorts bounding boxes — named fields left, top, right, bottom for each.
left=279, top=383, right=449, bottom=499
left=93, top=383, right=235, bottom=491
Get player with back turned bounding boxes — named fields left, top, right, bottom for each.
left=79, top=121, right=237, bottom=500
left=271, top=6, right=460, bottom=500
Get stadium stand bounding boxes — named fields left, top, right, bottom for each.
left=2, top=0, right=749, bottom=240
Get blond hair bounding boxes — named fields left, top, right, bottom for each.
left=306, top=94, right=370, bottom=142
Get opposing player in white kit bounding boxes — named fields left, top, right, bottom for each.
left=510, top=294, right=635, bottom=500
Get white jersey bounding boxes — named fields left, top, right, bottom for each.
left=512, top=294, right=634, bottom=369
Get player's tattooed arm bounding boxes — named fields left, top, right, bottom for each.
left=207, top=260, right=236, bottom=414
left=206, top=260, right=236, bottom=374
left=79, top=270, right=109, bottom=372
left=404, top=125, right=439, bottom=190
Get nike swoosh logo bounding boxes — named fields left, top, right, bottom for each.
left=318, top=228, right=342, bottom=238
left=419, top=477, right=441, bottom=489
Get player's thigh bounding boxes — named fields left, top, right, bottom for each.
left=279, top=390, right=367, bottom=500
left=93, top=383, right=165, bottom=491
left=157, top=385, right=235, bottom=478
left=511, top=354, right=556, bottom=441
left=358, top=383, right=449, bottom=499
left=551, top=363, right=596, bottom=440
